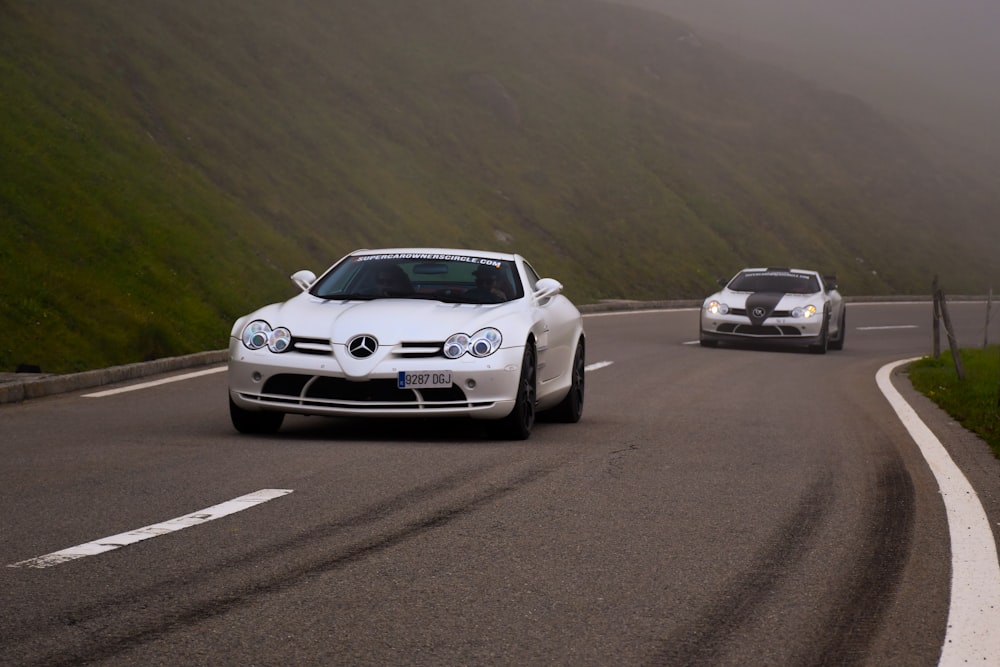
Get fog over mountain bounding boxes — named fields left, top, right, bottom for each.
left=618, top=0, right=1000, bottom=159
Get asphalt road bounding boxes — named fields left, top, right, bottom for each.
left=2, top=302, right=999, bottom=666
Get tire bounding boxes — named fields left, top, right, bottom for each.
left=551, top=338, right=585, bottom=423
left=230, top=397, right=284, bottom=434
left=809, top=309, right=830, bottom=354
left=828, top=308, right=847, bottom=351
left=698, top=316, right=718, bottom=347
left=499, top=342, right=536, bottom=440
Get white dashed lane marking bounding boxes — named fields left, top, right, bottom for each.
left=8, top=489, right=293, bottom=569
left=585, top=361, right=613, bottom=371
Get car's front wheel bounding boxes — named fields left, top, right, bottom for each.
left=229, top=397, right=284, bottom=434
left=699, top=315, right=719, bottom=347
left=551, top=337, right=585, bottom=423
left=499, top=342, right=536, bottom=440
left=828, top=307, right=847, bottom=351
left=809, top=309, right=830, bottom=354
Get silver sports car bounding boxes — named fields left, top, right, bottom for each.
left=228, top=248, right=585, bottom=439
left=699, top=267, right=845, bottom=353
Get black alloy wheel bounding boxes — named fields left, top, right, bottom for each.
left=500, top=342, right=537, bottom=440
left=551, top=337, right=585, bottom=423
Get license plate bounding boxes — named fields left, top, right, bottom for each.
left=398, top=371, right=453, bottom=389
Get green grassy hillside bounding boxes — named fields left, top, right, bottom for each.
left=2, top=0, right=998, bottom=373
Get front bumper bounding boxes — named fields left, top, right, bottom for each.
left=228, top=339, right=524, bottom=420
left=700, top=314, right=823, bottom=346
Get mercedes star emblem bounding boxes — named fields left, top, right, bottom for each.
left=347, top=335, right=378, bottom=359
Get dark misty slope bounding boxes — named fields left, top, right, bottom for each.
left=1, top=0, right=996, bottom=372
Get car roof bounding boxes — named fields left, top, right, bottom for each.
left=738, top=267, right=821, bottom=276
left=349, top=248, right=521, bottom=262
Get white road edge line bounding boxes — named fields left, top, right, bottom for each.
left=877, top=359, right=1000, bottom=665
left=8, top=489, right=293, bottom=569
left=83, top=366, right=227, bottom=398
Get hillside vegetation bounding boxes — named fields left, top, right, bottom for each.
left=2, top=0, right=998, bottom=373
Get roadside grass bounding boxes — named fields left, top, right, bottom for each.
left=909, top=346, right=1000, bottom=458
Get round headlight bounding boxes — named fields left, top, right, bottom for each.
left=706, top=300, right=729, bottom=315
left=791, top=305, right=818, bottom=319
left=242, top=321, right=272, bottom=350
left=268, top=327, right=292, bottom=353
left=469, top=328, right=502, bottom=357
left=444, top=333, right=470, bottom=359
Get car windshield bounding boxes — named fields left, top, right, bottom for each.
left=728, top=271, right=820, bottom=294
left=310, top=253, right=524, bottom=304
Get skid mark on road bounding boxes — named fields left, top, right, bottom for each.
left=813, top=459, right=915, bottom=662
left=2, top=462, right=558, bottom=667
left=650, top=473, right=835, bottom=665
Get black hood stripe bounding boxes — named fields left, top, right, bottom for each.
left=745, top=292, right=784, bottom=326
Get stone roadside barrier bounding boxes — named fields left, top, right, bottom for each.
left=0, top=295, right=940, bottom=405
left=0, top=350, right=228, bottom=405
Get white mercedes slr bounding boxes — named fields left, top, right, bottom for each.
left=699, top=267, right=846, bottom=353
left=228, top=248, right=585, bottom=439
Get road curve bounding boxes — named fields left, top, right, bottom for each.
left=1, top=301, right=999, bottom=666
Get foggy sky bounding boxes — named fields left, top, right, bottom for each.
left=616, top=0, right=1000, bottom=156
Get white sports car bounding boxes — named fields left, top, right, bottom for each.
left=228, top=248, right=585, bottom=439
left=699, top=267, right=846, bottom=353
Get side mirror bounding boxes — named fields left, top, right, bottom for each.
left=823, top=275, right=838, bottom=291
left=533, top=277, right=563, bottom=302
left=291, top=270, right=317, bottom=291
left=717, top=277, right=728, bottom=287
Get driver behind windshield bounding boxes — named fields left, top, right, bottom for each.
left=463, top=266, right=507, bottom=303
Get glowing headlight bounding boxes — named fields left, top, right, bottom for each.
left=241, top=320, right=293, bottom=353
left=705, top=300, right=729, bottom=315
left=444, top=328, right=502, bottom=359
left=791, top=305, right=818, bottom=319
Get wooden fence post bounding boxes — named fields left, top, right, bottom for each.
left=985, top=286, right=993, bottom=349
left=932, top=276, right=941, bottom=358
left=937, top=288, right=966, bottom=380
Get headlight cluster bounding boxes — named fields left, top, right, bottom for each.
left=791, top=305, right=818, bottom=319
left=241, top=320, right=292, bottom=353
left=443, top=328, right=502, bottom=359
left=705, top=300, right=729, bottom=315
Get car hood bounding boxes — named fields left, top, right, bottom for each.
left=708, top=290, right=821, bottom=310
left=253, top=295, right=525, bottom=344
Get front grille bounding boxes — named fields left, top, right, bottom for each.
left=256, top=373, right=469, bottom=410
left=289, top=338, right=445, bottom=358
left=398, top=341, right=444, bottom=358
left=718, top=323, right=804, bottom=337
left=730, top=309, right=792, bottom=318
left=291, top=337, right=333, bottom=355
